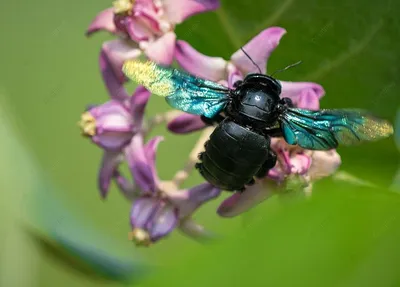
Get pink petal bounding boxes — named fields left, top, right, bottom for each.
left=133, top=7, right=162, bottom=34
left=308, top=150, right=341, bottom=181
left=130, top=86, right=151, bottom=128
left=296, top=88, right=321, bottom=110
left=280, top=81, right=325, bottom=108
left=130, top=197, right=159, bottom=228
left=93, top=132, right=133, bottom=150
left=149, top=202, right=179, bottom=241
left=113, top=170, right=138, bottom=200
left=230, top=27, right=287, bottom=75
left=86, top=8, right=117, bottom=36
left=217, top=181, right=277, bottom=218
left=290, top=153, right=312, bottom=175
left=125, top=17, right=153, bottom=42
left=125, top=134, right=158, bottom=193
left=175, top=40, right=227, bottom=81
left=92, top=101, right=133, bottom=131
left=143, top=136, right=164, bottom=186
left=144, top=32, right=176, bottom=65
left=227, top=64, right=244, bottom=88
left=167, top=183, right=221, bottom=219
left=100, top=40, right=141, bottom=100
left=162, top=0, right=220, bottom=24
left=98, top=151, right=123, bottom=198
left=167, top=114, right=206, bottom=134
left=88, top=100, right=134, bottom=150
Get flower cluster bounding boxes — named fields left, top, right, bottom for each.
left=81, top=1, right=342, bottom=246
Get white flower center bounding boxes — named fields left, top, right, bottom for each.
left=129, top=228, right=151, bottom=247
left=113, top=0, right=134, bottom=14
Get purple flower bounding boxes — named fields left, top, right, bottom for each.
left=79, top=86, right=151, bottom=198
left=124, top=135, right=221, bottom=246
left=167, top=27, right=325, bottom=134
left=86, top=0, right=220, bottom=99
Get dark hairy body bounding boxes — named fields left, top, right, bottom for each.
left=196, top=74, right=292, bottom=192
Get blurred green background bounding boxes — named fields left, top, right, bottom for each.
left=1, top=0, right=400, bottom=286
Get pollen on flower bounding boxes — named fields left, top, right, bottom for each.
left=112, top=0, right=135, bottom=14
left=129, top=228, right=151, bottom=247
left=79, top=112, right=96, bottom=137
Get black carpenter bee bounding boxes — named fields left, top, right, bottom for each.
left=122, top=52, right=393, bottom=192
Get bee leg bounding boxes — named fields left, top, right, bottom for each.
left=233, top=80, right=243, bottom=88
left=255, top=150, right=277, bottom=178
left=279, top=97, right=294, bottom=108
left=200, top=114, right=225, bottom=126
left=263, top=127, right=283, bottom=137
left=246, top=178, right=255, bottom=186
left=237, top=186, right=246, bottom=193
left=195, top=162, right=202, bottom=170
left=197, top=152, right=204, bottom=160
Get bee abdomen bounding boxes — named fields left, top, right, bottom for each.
left=197, top=120, right=270, bottom=191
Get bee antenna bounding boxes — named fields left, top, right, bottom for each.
left=270, top=61, right=302, bottom=77
left=240, top=47, right=262, bottom=74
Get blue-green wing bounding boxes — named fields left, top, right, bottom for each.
left=280, top=108, right=394, bottom=150
left=122, top=60, right=230, bottom=118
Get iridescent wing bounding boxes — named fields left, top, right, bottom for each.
left=280, top=108, right=394, bottom=150
left=122, top=60, right=230, bottom=118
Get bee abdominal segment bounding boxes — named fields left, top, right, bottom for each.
left=197, top=119, right=272, bottom=192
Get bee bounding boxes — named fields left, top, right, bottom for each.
left=122, top=53, right=393, bottom=192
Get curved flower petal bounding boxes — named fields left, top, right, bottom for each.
left=290, top=153, right=312, bottom=175
left=130, top=86, right=151, bottom=129
left=179, top=218, right=218, bottom=242
left=308, top=150, right=341, bottom=181
left=86, top=8, right=117, bottom=36
left=133, top=5, right=163, bottom=34
left=124, top=17, right=153, bottom=42
left=175, top=40, right=227, bottom=81
left=113, top=170, right=138, bottom=200
left=167, top=183, right=221, bottom=218
left=163, top=0, right=220, bottom=24
left=100, top=40, right=141, bottom=100
left=144, top=32, right=176, bottom=65
left=296, top=88, right=321, bottom=110
left=93, top=131, right=134, bottom=151
left=98, top=151, right=123, bottom=198
left=167, top=114, right=207, bottom=134
left=87, top=101, right=134, bottom=150
left=230, top=27, right=286, bottom=74
left=143, top=136, right=164, bottom=186
left=280, top=81, right=325, bottom=107
left=130, top=197, right=159, bottom=228
left=148, top=202, right=179, bottom=241
left=217, top=181, right=277, bottom=218
left=125, top=134, right=158, bottom=193
left=227, top=63, right=244, bottom=88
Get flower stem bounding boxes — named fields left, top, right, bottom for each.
left=145, top=110, right=183, bottom=133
